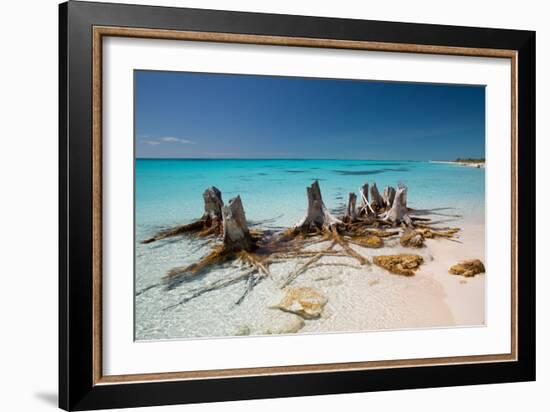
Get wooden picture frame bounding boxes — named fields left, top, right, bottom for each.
left=59, top=1, right=535, bottom=410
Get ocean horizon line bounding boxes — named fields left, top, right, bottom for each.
left=135, top=157, right=431, bottom=162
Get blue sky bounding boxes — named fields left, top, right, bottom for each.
left=135, top=70, right=485, bottom=160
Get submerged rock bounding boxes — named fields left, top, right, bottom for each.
left=235, top=325, right=251, bottom=336
left=400, top=230, right=425, bottom=248
left=273, top=287, right=328, bottom=319
left=449, top=259, right=485, bottom=277
left=264, top=312, right=305, bottom=334
left=372, top=254, right=423, bottom=276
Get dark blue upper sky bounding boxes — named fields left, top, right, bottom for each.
left=135, top=70, right=485, bottom=160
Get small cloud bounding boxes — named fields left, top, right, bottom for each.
left=157, top=136, right=196, bottom=144
left=141, top=136, right=196, bottom=145
left=178, top=138, right=196, bottom=144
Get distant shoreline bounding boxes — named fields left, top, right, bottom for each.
left=430, top=160, right=485, bottom=168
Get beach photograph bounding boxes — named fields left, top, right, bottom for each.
left=134, top=70, right=486, bottom=341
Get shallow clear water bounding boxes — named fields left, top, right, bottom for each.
left=135, top=159, right=485, bottom=340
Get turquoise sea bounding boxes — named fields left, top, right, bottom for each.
left=135, top=159, right=485, bottom=340
left=136, top=159, right=484, bottom=233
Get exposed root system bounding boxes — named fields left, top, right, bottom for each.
left=140, top=180, right=463, bottom=310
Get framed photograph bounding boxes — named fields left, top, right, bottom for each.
left=59, top=1, right=535, bottom=410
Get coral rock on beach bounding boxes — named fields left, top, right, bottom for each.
left=356, top=235, right=383, bottom=248
left=400, top=230, right=425, bottom=248
left=365, top=235, right=383, bottom=248
left=373, top=254, right=424, bottom=277
left=273, top=287, right=328, bottom=319
left=449, top=259, right=485, bottom=277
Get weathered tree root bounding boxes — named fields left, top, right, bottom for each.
left=142, top=186, right=224, bottom=244
left=309, top=262, right=364, bottom=271
left=400, top=230, right=425, bottom=248
left=141, top=219, right=209, bottom=244
left=163, top=196, right=257, bottom=285
left=163, top=267, right=257, bottom=311
left=343, top=192, right=357, bottom=223
left=163, top=246, right=234, bottom=287
left=291, top=180, right=342, bottom=233
left=331, top=229, right=369, bottom=265
left=282, top=240, right=337, bottom=288
left=347, top=236, right=384, bottom=249
left=363, top=229, right=400, bottom=238
left=415, top=227, right=460, bottom=238
left=158, top=179, right=462, bottom=309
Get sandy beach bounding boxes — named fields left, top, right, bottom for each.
left=135, top=159, right=486, bottom=340
left=430, top=160, right=485, bottom=168
left=297, top=220, right=485, bottom=334
left=136, top=212, right=485, bottom=340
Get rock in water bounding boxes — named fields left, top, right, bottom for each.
left=235, top=325, right=251, bottom=336
left=273, top=287, right=328, bottom=319
left=449, top=259, right=485, bottom=277
left=400, top=230, right=425, bottom=248
left=372, top=254, right=423, bottom=276
left=264, top=312, right=305, bottom=335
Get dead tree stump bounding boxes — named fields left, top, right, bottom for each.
left=222, top=196, right=254, bottom=251
left=383, top=186, right=396, bottom=208
left=163, top=195, right=258, bottom=285
left=294, top=181, right=341, bottom=232
left=358, top=183, right=376, bottom=216
left=382, top=185, right=412, bottom=226
left=370, top=183, right=385, bottom=210
left=203, top=186, right=224, bottom=220
left=344, top=192, right=357, bottom=223
left=142, top=186, right=224, bottom=243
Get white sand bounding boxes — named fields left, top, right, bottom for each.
left=421, top=222, right=485, bottom=326
left=294, top=220, right=485, bottom=334
left=430, top=160, right=485, bottom=168
left=136, top=216, right=485, bottom=340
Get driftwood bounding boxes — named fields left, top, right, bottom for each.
left=142, top=186, right=224, bottom=244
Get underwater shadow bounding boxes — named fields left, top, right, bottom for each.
left=411, top=207, right=462, bottom=218
left=332, top=167, right=409, bottom=176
